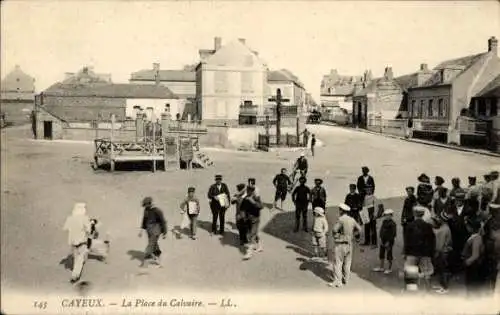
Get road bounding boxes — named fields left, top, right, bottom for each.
left=1, top=124, right=498, bottom=298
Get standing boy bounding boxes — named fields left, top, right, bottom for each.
left=312, top=207, right=328, bottom=261
left=273, top=168, right=292, bottom=210
left=292, top=176, right=311, bottom=232
left=373, top=209, right=397, bottom=274
left=345, top=184, right=362, bottom=223
left=179, top=187, right=200, bottom=240
left=432, top=213, right=453, bottom=294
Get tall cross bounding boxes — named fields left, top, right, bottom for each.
left=268, top=88, right=290, bottom=145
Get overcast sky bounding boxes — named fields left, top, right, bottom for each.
left=2, top=1, right=499, bottom=100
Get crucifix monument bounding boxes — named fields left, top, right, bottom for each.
left=268, top=88, right=290, bottom=145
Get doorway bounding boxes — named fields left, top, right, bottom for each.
left=43, top=121, right=53, bottom=140
left=357, top=102, right=363, bottom=127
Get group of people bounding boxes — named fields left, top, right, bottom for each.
left=398, top=171, right=500, bottom=296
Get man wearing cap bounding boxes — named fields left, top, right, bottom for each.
left=231, top=183, right=248, bottom=246
left=139, top=197, right=167, bottom=267
left=241, top=185, right=264, bottom=260
left=357, top=166, right=375, bottom=201
left=311, top=178, right=327, bottom=210
left=207, top=175, right=231, bottom=235
left=292, top=176, right=311, bottom=232
left=403, top=205, right=436, bottom=291
left=329, top=203, right=362, bottom=288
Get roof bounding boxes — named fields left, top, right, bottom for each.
left=130, top=69, right=196, bottom=82
left=394, top=73, right=419, bottom=91
left=267, top=69, right=305, bottom=88
left=475, top=74, right=500, bottom=98
left=355, top=78, right=383, bottom=96
left=434, top=53, right=486, bottom=70
left=42, top=83, right=178, bottom=99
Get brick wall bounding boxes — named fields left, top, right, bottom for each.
left=43, top=95, right=126, bottom=121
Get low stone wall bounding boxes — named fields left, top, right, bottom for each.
left=367, top=118, right=406, bottom=137
left=63, top=127, right=136, bottom=142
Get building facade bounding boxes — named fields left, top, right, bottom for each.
left=0, top=65, right=36, bottom=125
left=195, top=38, right=268, bottom=125
left=320, top=69, right=365, bottom=112
left=267, top=69, right=306, bottom=117
left=408, top=36, right=500, bottom=144
left=40, top=79, right=178, bottom=123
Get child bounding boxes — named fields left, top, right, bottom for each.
left=311, top=207, right=328, bottom=261
left=179, top=187, right=200, bottom=240
left=310, top=134, right=316, bottom=157
left=344, top=184, right=362, bottom=223
left=373, top=209, right=396, bottom=274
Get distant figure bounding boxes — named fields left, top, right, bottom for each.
left=310, top=134, right=316, bottom=157
left=139, top=197, right=167, bottom=267
left=302, top=128, right=310, bottom=147
left=405, top=117, right=414, bottom=139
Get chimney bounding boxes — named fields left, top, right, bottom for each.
left=153, top=63, right=160, bottom=85
left=238, top=38, right=246, bottom=45
left=384, top=66, right=393, bottom=80
left=488, top=36, right=498, bottom=55
left=420, top=63, right=428, bottom=71
left=214, top=37, right=222, bottom=51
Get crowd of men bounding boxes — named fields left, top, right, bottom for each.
left=62, top=147, right=500, bottom=297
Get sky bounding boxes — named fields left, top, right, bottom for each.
left=2, top=1, right=499, bottom=101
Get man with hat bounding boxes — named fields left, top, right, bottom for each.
left=446, top=191, right=472, bottom=275
left=449, top=177, right=465, bottom=202
left=292, top=176, right=311, bottom=232
left=231, top=183, right=249, bottom=246
left=433, top=176, right=448, bottom=201
left=272, top=168, right=293, bottom=210
left=241, top=185, right=264, bottom=260
left=311, top=178, right=327, bottom=210
left=357, top=166, right=375, bottom=201
left=403, top=205, right=436, bottom=291
left=329, top=203, right=362, bottom=288
left=139, top=197, right=167, bottom=267
left=207, top=174, right=231, bottom=235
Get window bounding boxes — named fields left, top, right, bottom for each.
left=419, top=100, right=424, bottom=118
left=241, top=72, right=253, bottom=93
left=492, top=99, right=498, bottom=117
left=243, top=100, right=253, bottom=106
left=438, top=98, right=444, bottom=117
left=428, top=99, right=433, bottom=117
left=214, top=72, right=228, bottom=93
left=410, top=100, right=416, bottom=117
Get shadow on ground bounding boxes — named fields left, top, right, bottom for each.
left=262, top=196, right=407, bottom=295
left=59, top=253, right=107, bottom=270
left=93, top=160, right=204, bottom=173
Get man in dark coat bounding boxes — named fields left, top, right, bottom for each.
left=241, top=186, right=264, bottom=260
left=207, top=174, right=231, bottom=235
left=294, top=153, right=309, bottom=178
left=345, top=184, right=362, bottom=223
left=231, top=183, right=248, bottom=246
left=292, top=176, right=311, bottom=232
left=417, top=173, right=434, bottom=209
left=401, top=186, right=417, bottom=239
left=404, top=206, right=436, bottom=291
left=357, top=166, right=375, bottom=201
left=273, top=168, right=292, bottom=210
left=311, top=178, right=327, bottom=210
left=139, top=197, right=167, bottom=267
left=447, top=191, right=473, bottom=274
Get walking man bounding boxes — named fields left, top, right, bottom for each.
left=273, top=168, right=292, bottom=210
left=329, top=203, right=362, bottom=288
left=310, top=134, right=317, bottom=157
left=63, top=203, right=92, bottom=283
left=292, top=176, right=311, bottom=232
left=139, top=197, right=167, bottom=267
left=241, top=185, right=264, bottom=260
left=207, top=174, right=231, bottom=235
left=294, top=152, right=309, bottom=178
